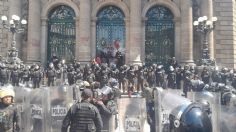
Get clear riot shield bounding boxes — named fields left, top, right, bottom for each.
left=153, top=87, right=192, bottom=132
left=220, top=93, right=236, bottom=132
left=25, top=87, right=50, bottom=132
left=49, top=85, right=73, bottom=132
left=188, top=91, right=221, bottom=132
left=117, top=97, right=150, bottom=132
left=71, top=83, right=82, bottom=102
left=13, top=86, right=31, bottom=132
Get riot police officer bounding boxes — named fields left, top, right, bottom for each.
left=46, top=63, right=56, bottom=86
left=156, top=65, right=165, bottom=87
left=221, top=92, right=236, bottom=132
left=0, top=87, right=20, bottom=132
left=51, top=53, right=60, bottom=70
left=220, top=67, right=229, bottom=85
left=141, top=83, right=155, bottom=132
left=61, top=89, right=103, bottom=132
left=10, top=65, right=20, bottom=86
left=231, top=73, right=236, bottom=89
left=201, top=67, right=210, bottom=84
left=182, top=70, right=192, bottom=97
left=136, top=65, right=145, bottom=92
left=118, top=65, right=128, bottom=93
left=93, top=86, right=118, bottom=131
left=31, top=65, right=42, bottom=88
left=67, top=63, right=76, bottom=85
left=21, top=65, right=30, bottom=86
left=0, top=63, right=9, bottom=86
left=167, top=66, right=176, bottom=89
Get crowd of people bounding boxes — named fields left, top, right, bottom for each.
left=1, top=54, right=236, bottom=96
left=0, top=54, right=236, bottom=131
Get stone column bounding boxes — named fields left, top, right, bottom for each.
left=9, top=0, right=22, bottom=55
left=40, top=18, right=48, bottom=66
left=201, top=0, right=214, bottom=60
left=129, top=0, right=142, bottom=65
left=174, top=19, right=181, bottom=62
left=125, top=19, right=130, bottom=64
left=180, top=0, right=194, bottom=64
left=78, top=0, right=91, bottom=64
left=27, top=0, right=41, bottom=63
left=91, top=18, right=97, bottom=59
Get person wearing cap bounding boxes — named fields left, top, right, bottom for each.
left=0, top=88, right=20, bottom=132
left=61, top=88, right=103, bottom=132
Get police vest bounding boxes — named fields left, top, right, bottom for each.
left=70, top=102, right=97, bottom=132
left=0, top=104, right=17, bottom=132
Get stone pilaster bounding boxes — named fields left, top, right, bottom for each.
left=129, top=0, right=142, bottom=65
left=201, top=0, right=214, bottom=60
left=180, top=0, right=194, bottom=64
left=0, top=0, right=10, bottom=56
left=232, top=0, right=236, bottom=68
left=27, top=0, right=41, bottom=63
left=78, top=0, right=91, bottom=63
left=214, top=0, right=235, bottom=68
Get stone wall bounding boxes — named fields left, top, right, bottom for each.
left=2, top=0, right=236, bottom=67
left=214, top=0, right=235, bottom=68
left=234, top=0, right=236, bottom=68
left=0, top=0, right=9, bottom=57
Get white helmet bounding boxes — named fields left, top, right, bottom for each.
left=0, top=87, right=15, bottom=99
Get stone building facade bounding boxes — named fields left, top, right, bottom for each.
left=0, top=0, right=236, bottom=68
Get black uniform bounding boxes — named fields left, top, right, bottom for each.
left=0, top=67, right=8, bottom=85
left=61, top=100, right=103, bottom=132
left=0, top=103, right=20, bottom=132
left=31, top=68, right=42, bottom=88
left=201, top=68, right=210, bottom=84
left=46, top=67, right=56, bottom=86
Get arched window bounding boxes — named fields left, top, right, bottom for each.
left=96, top=6, right=125, bottom=67
left=145, top=5, right=174, bottom=65
left=48, top=5, right=76, bottom=62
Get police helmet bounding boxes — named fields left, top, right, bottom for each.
left=169, top=103, right=212, bottom=132
left=49, top=62, right=54, bottom=68
left=0, top=87, right=15, bottom=99
left=109, top=78, right=118, bottom=87
left=222, top=92, right=236, bottom=106
left=1, top=63, right=6, bottom=68
left=83, top=81, right=90, bottom=87
left=35, top=64, right=39, bottom=70
left=62, top=59, right=66, bottom=64
left=110, top=64, right=116, bottom=69
left=157, top=65, right=163, bottom=70
left=197, top=100, right=211, bottom=115
left=222, top=67, right=228, bottom=72
left=100, top=86, right=112, bottom=95
left=169, top=66, right=175, bottom=72
left=197, top=80, right=205, bottom=91
left=58, top=84, right=68, bottom=94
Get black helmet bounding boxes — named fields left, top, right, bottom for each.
left=222, top=92, right=236, bottom=106
left=196, top=100, right=211, bottom=115
left=169, top=103, right=212, bottom=132
left=109, top=78, right=118, bottom=88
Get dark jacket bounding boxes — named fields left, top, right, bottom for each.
left=0, top=103, right=20, bottom=132
left=61, top=100, right=103, bottom=132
